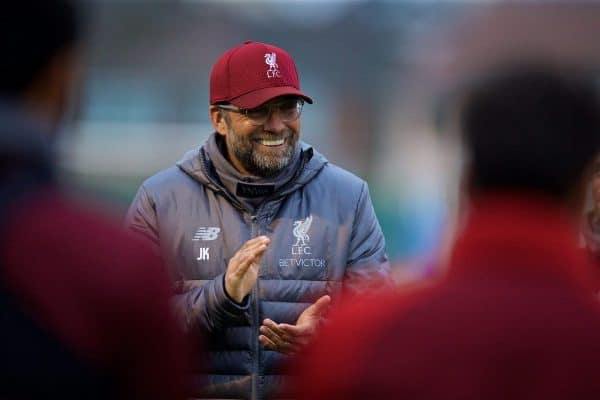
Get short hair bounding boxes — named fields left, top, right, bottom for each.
left=460, top=65, right=600, bottom=198
left=0, top=1, right=81, bottom=97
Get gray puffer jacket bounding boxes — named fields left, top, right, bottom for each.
left=126, top=138, right=390, bottom=400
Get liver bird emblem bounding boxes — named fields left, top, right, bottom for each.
left=264, top=52, right=280, bottom=78
left=265, top=52, right=278, bottom=69
left=293, top=215, right=312, bottom=247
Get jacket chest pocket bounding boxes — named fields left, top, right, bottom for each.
left=264, top=216, right=332, bottom=281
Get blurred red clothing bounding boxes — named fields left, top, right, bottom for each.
left=0, top=189, right=188, bottom=399
left=295, top=194, right=600, bottom=400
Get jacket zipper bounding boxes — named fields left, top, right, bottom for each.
left=249, top=213, right=260, bottom=400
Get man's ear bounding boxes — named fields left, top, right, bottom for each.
left=209, top=106, right=228, bottom=136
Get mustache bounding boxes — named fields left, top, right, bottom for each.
left=250, top=130, right=294, bottom=142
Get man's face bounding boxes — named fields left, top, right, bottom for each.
left=218, top=96, right=301, bottom=177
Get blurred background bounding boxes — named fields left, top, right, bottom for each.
left=58, top=0, right=600, bottom=280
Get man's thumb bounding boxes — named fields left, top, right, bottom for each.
left=311, top=295, right=331, bottom=316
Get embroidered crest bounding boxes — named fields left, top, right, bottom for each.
left=265, top=52, right=281, bottom=78
left=293, top=215, right=312, bottom=247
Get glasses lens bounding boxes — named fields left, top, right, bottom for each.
left=244, top=99, right=303, bottom=125
left=245, top=106, right=270, bottom=123
left=277, top=100, right=302, bottom=121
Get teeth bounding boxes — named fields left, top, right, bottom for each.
left=259, top=139, right=285, bottom=146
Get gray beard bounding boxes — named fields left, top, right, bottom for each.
left=233, top=141, right=295, bottom=178
left=228, top=128, right=297, bottom=178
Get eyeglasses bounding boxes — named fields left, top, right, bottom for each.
left=217, top=98, right=304, bottom=126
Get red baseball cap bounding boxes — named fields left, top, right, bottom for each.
left=210, top=41, right=313, bottom=109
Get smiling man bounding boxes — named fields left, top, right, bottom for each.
left=126, top=41, right=390, bottom=400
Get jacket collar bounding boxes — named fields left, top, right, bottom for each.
left=176, top=132, right=328, bottom=201
left=448, top=193, right=595, bottom=292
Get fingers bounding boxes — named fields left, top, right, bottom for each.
left=231, top=236, right=270, bottom=261
left=311, top=295, right=331, bottom=316
left=225, top=236, right=270, bottom=303
left=232, top=237, right=270, bottom=269
left=228, top=236, right=270, bottom=276
left=260, top=324, right=286, bottom=347
left=302, top=295, right=331, bottom=316
left=259, top=326, right=301, bottom=355
left=233, top=245, right=267, bottom=275
left=258, top=334, right=278, bottom=350
left=277, top=323, right=305, bottom=337
left=260, top=313, right=325, bottom=355
left=235, top=237, right=270, bottom=262
left=259, top=334, right=299, bottom=355
left=241, top=235, right=271, bottom=251
left=262, top=319, right=288, bottom=339
left=262, top=319, right=309, bottom=345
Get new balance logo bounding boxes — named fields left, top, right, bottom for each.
left=193, top=227, right=220, bottom=241
left=197, top=248, right=210, bottom=261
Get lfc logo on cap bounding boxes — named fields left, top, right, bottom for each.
left=264, top=52, right=281, bottom=78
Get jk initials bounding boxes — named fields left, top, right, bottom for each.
left=197, top=248, right=210, bottom=261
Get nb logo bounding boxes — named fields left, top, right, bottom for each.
left=193, top=227, right=220, bottom=241
left=197, top=248, right=210, bottom=261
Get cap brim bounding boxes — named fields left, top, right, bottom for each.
left=229, top=86, right=313, bottom=109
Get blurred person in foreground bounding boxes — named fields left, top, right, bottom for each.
left=581, top=156, right=600, bottom=292
left=126, top=40, right=390, bottom=399
left=582, top=156, right=600, bottom=257
left=294, top=64, right=600, bottom=399
left=0, top=2, right=186, bottom=398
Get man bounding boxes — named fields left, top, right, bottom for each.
left=126, top=40, right=390, bottom=399
left=0, top=2, right=185, bottom=398
left=580, top=157, right=600, bottom=292
left=294, top=65, right=600, bottom=399
left=582, top=157, right=600, bottom=255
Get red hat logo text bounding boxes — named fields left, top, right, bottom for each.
left=265, top=52, right=281, bottom=79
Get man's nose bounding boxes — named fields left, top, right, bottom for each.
left=262, top=109, right=287, bottom=133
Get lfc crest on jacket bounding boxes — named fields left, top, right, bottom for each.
left=292, top=215, right=312, bottom=255
left=278, top=215, right=326, bottom=270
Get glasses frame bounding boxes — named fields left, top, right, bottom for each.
left=217, top=98, right=304, bottom=126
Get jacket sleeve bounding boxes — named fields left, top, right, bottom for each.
left=125, top=185, right=250, bottom=335
left=125, top=185, right=160, bottom=250
left=343, top=182, right=392, bottom=296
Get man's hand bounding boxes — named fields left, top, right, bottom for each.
left=259, top=295, right=331, bottom=355
left=225, top=236, right=270, bottom=303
